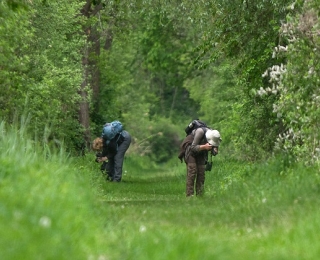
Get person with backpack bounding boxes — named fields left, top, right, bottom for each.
left=179, top=120, right=221, bottom=197
left=92, top=121, right=131, bottom=182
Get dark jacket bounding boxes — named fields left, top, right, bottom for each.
left=102, top=132, right=125, bottom=158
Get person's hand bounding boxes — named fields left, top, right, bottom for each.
left=201, top=143, right=213, bottom=151
left=98, top=156, right=108, bottom=162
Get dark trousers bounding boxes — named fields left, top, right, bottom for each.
left=108, top=130, right=131, bottom=182
left=186, top=154, right=206, bottom=196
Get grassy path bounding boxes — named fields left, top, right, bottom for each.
left=87, top=156, right=320, bottom=259
left=1, top=123, right=320, bottom=260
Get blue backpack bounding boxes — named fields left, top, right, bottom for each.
left=102, top=121, right=123, bottom=144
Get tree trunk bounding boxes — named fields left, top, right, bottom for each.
left=89, top=24, right=101, bottom=115
left=78, top=38, right=91, bottom=150
left=79, top=0, right=104, bottom=150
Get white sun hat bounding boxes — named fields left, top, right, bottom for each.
left=205, top=130, right=222, bottom=147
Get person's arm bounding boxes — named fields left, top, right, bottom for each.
left=98, top=140, right=108, bottom=162
left=190, top=128, right=213, bottom=153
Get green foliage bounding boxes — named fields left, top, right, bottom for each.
left=0, top=1, right=31, bottom=118
left=146, top=117, right=181, bottom=163
left=2, top=0, right=319, bottom=164
left=174, top=0, right=294, bottom=161
left=93, top=4, right=202, bottom=161
left=183, top=60, right=238, bottom=130
left=279, top=1, right=320, bottom=163
left=96, top=0, right=294, bottom=162
left=0, top=0, right=87, bottom=154
left=234, top=94, right=283, bottom=161
left=0, top=0, right=29, bottom=14
left=258, top=0, right=320, bottom=164
left=124, top=116, right=184, bottom=164
left=134, top=8, right=200, bottom=120
left=212, top=0, right=293, bottom=161
left=25, top=1, right=86, bottom=153
left=95, top=34, right=145, bottom=123
left=57, top=0, right=213, bottom=156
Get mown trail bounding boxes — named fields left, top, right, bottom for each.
left=88, top=156, right=320, bottom=260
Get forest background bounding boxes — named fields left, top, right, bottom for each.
left=1, top=0, right=320, bottom=259
left=1, top=0, right=320, bottom=165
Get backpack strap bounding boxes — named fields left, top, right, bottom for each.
left=191, top=127, right=207, bottom=139
left=208, top=151, right=213, bottom=163
left=115, top=131, right=124, bottom=145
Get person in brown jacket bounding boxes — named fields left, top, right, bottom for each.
left=184, top=128, right=221, bottom=197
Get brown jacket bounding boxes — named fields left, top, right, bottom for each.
left=178, top=135, right=194, bottom=163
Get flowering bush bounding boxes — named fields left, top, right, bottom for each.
left=257, top=0, right=320, bottom=164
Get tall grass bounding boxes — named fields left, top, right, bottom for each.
left=0, top=121, right=108, bottom=259
left=1, top=120, right=320, bottom=259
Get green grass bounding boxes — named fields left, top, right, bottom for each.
left=83, top=154, right=320, bottom=260
left=1, top=121, right=320, bottom=259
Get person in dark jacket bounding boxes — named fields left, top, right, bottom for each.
left=184, top=128, right=221, bottom=197
left=92, top=129, right=131, bottom=182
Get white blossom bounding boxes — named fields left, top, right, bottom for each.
left=139, top=225, right=147, bottom=233
left=39, top=216, right=51, bottom=228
